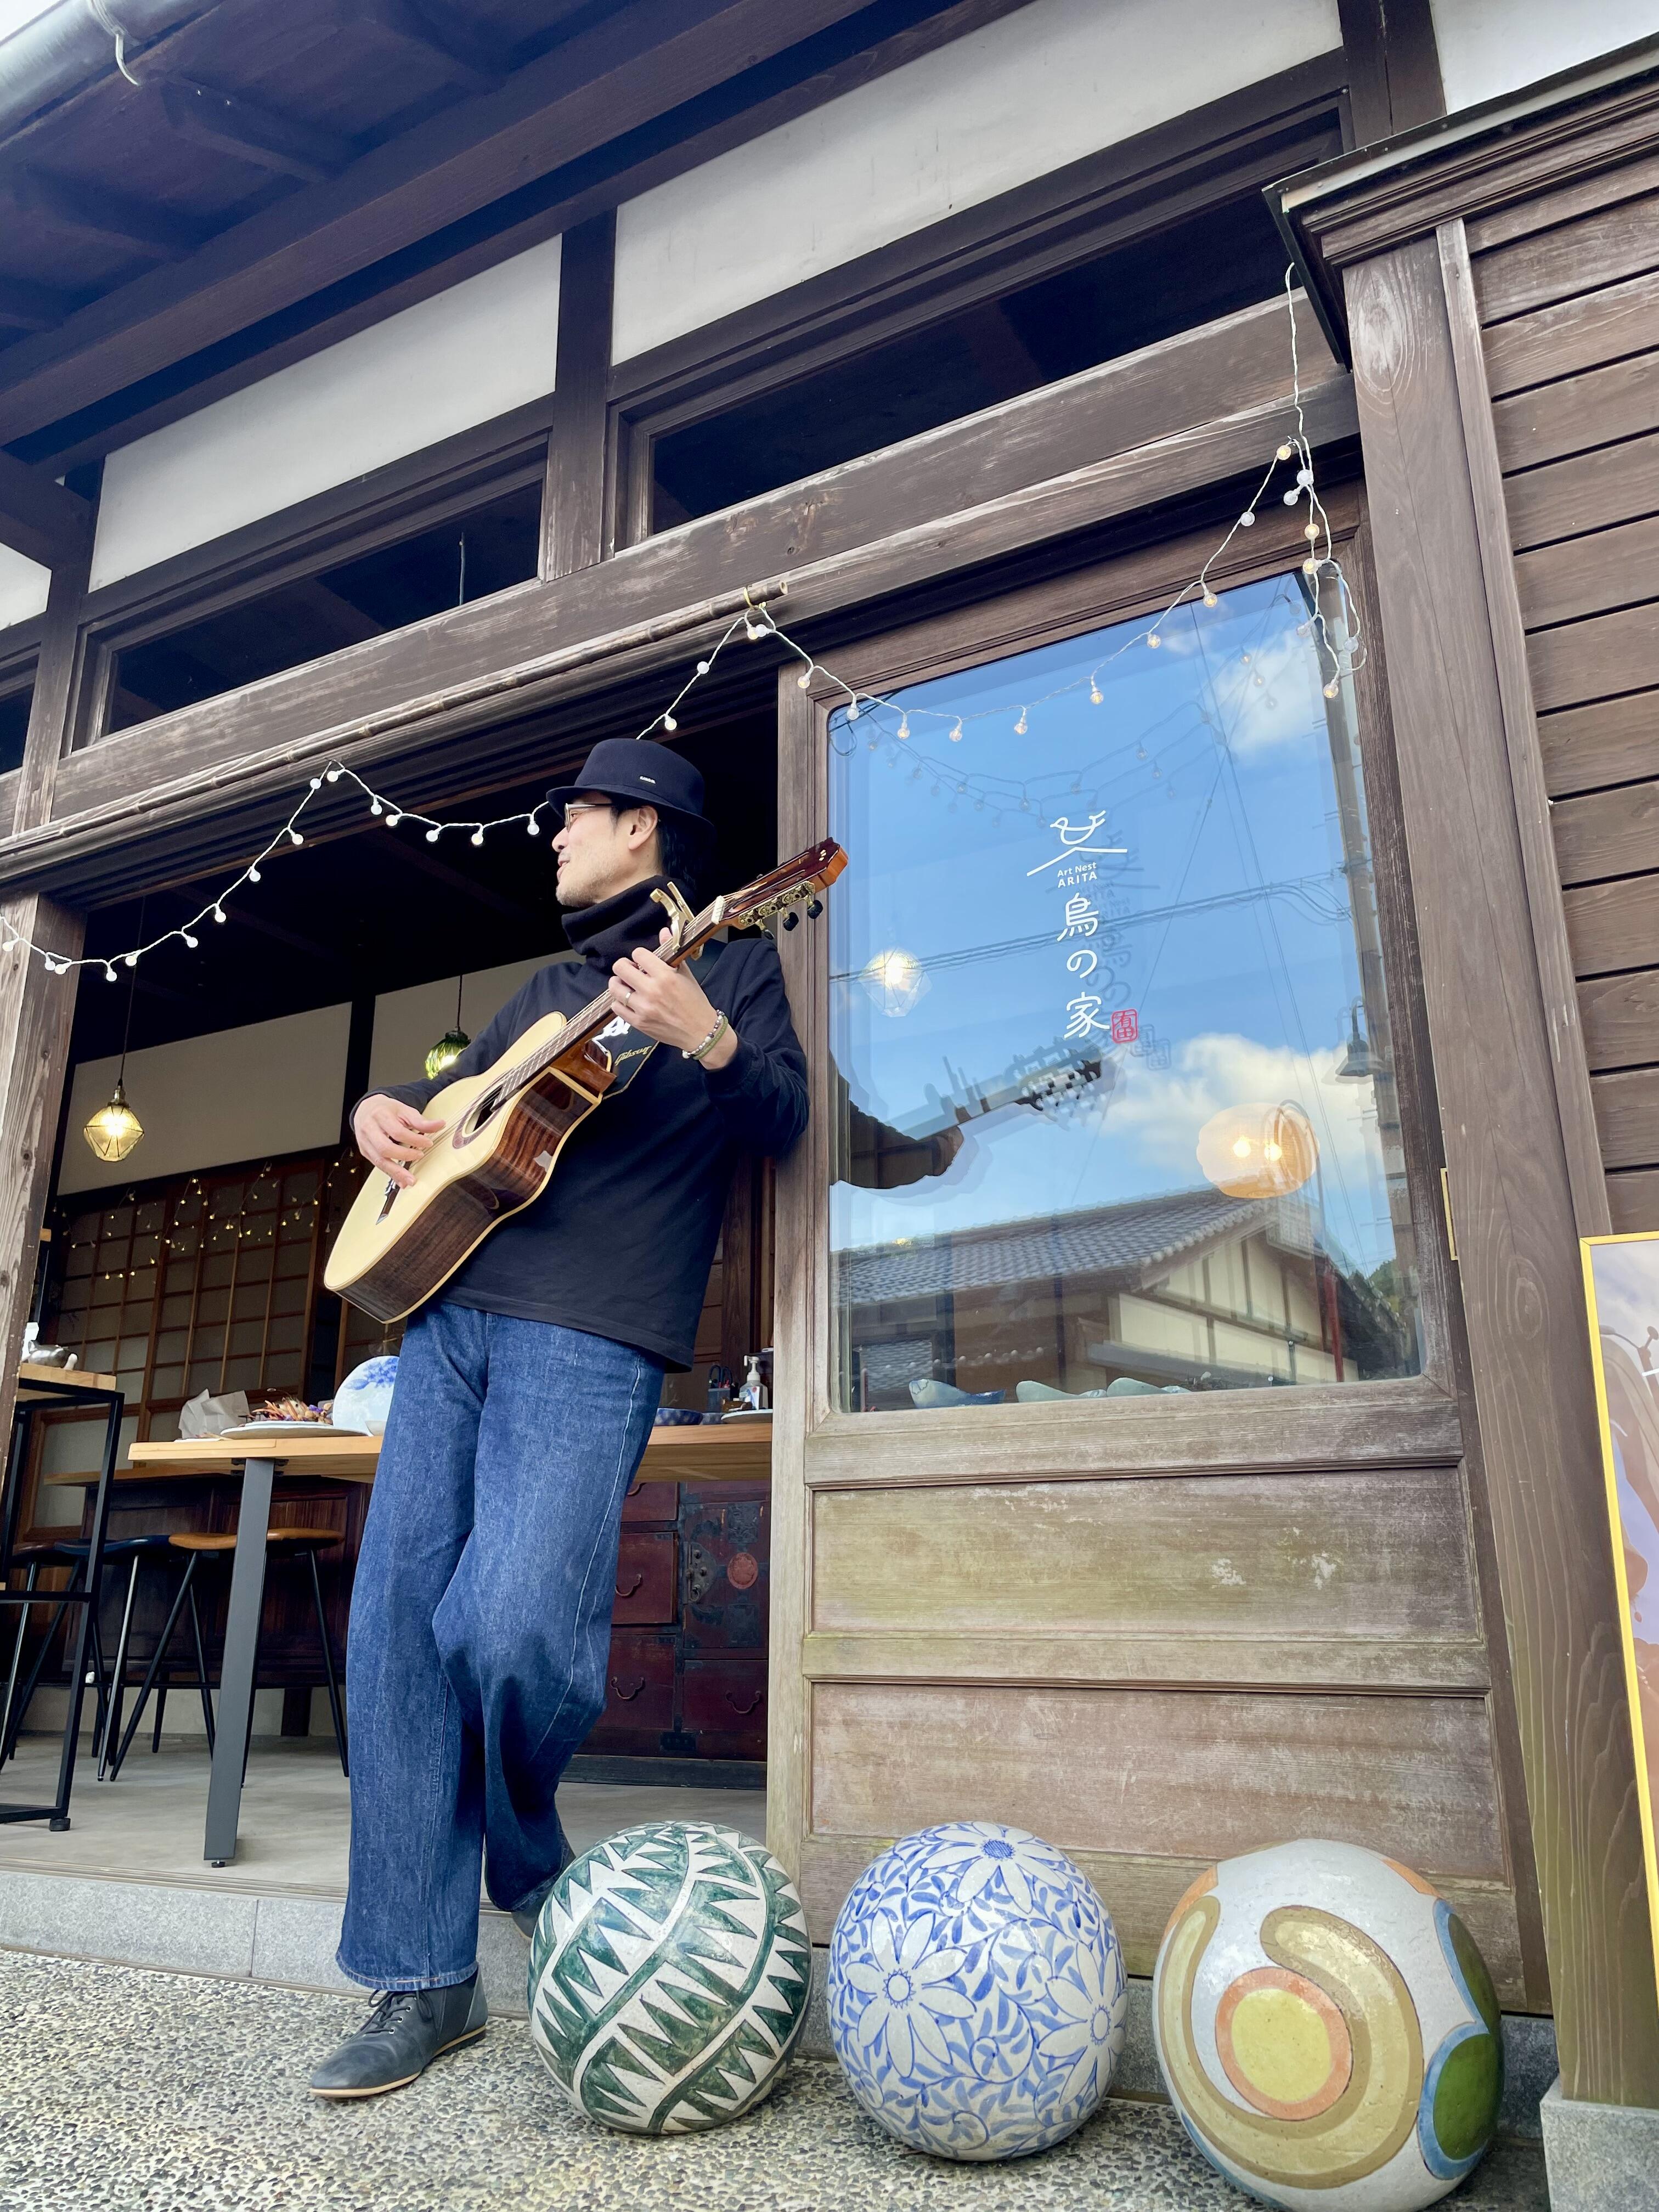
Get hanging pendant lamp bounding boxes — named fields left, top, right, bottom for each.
left=84, top=904, right=145, bottom=1163
left=425, top=973, right=470, bottom=1079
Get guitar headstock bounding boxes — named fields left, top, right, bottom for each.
left=715, top=839, right=848, bottom=934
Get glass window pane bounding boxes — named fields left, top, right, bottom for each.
left=828, top=566, right=1420, bottom=1414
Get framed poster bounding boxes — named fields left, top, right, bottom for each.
left=1582, top=1229, right=1659, bottom=2007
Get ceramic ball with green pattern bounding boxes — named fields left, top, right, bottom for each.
left=1153, top=1839, right=1503, bottom=2210
left=526, top=1820, right=811, bottom=2134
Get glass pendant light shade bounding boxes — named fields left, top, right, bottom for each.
left=84, top=1080, right=144, bottom=1163
left=425, top=1029, right=470, bottom=1079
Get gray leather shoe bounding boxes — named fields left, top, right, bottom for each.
left=308, top=1975, right=487, bottom=2100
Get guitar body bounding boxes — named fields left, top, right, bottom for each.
left=324, top=1008, right=616, bottom=1323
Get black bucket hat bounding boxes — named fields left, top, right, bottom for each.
left=545, top=738, right=715, bottom=851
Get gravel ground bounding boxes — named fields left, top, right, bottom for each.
left=0, top=1949, right=1549, bottom=2211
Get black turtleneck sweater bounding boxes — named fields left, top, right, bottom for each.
left=362, top=878, right=808, bottom=1368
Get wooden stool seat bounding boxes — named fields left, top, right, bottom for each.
left=168, top=1528, right=340, bottom=1552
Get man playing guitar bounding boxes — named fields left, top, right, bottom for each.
left=309, top=740, right=807, bottom=2099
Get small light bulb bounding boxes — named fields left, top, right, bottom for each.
left=1323, top=680, right=1340, bottom=698
left=1136, top=746, right=1147, bottom=761
left=796, top=670, right=810, bottom=690
left=104, top=964, right=117, bottom=981
left=867, top=737, right=878, bottom=752
left=387, top=812, right=402, bottom=828
left=309, top=776, right=323, bottom=791
left=527, top=816, right=540, bottom=836
left=183, top=933, right=198, bottom=948
left=1232, top=1135, right=1252, bottom=1159
left=696, top=660, right=710, bottom=675
left=426, top=827, right=441, bottom=843
left=1297, top=467, right=1314, bottom=487
left=1304, top=557, right=1319, bottom=575
left=370, top=798, right=383, bottom=816
left=1277, top=443, right=1293, bottom=461
left=1304, top=522, right=1319, bottom=543
left=326, top=768, right=342, bottom=783
left=1089, top=683, right=1103, bottom=704
left=290, top=830, right=303, bottom=846
left=1263, top=1141, right=1283, bottom=1163
left=1242, top=653, right=1251, bottom=664
left=1254, top=674, right=1265, bottom=688
left=213, top=906, right=226, bottom=923
left=1284, top=488, right=1301, bottom=506
left=1203, top=590, right=1218, bottom=608
left=248, top=865, right=261, bottom=883
left=1147, top=634, right=1161, bottom=650
left=847, top=703, right=860, bottom=722
left=663, top=713, right=678, bottom=732
left=471, top=830, right=484, bottom=847
left=1239, top=510, right=1256, bottom=528
left=1014, top=709, right=1028, bottom=733
left=949, top=720, right=963, bottom=742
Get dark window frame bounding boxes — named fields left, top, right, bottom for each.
left=75, top=400, right=556, bottom=751
left=780, top=482, right=1468, bottom=1482
left=608, top=52, right=1351, bottom=548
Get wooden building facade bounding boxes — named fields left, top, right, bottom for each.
left=1, top=0, right=1657, bottom=2156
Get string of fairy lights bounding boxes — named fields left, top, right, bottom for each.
left=7, top=272, right=1358, bottom=991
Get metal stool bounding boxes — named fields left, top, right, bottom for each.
left=109, top=1527, right=348, bottom=1780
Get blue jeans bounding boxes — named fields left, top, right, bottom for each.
left=336, top=1302, right=662, bottom=1990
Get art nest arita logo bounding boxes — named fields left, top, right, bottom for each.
left=827, top=1820, right=1127, bottom=2160
left=526, top=1820, right=811, bottom=2134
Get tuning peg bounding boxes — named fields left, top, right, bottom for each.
left=806, top=898, right=823, bottom=919
left=782, top=911, right=800, bottom=930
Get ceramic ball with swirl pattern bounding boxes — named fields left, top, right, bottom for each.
left=827, top=1820, right=1126, bottom=2160
left=1153, top=1839, right=1502, bottom=2211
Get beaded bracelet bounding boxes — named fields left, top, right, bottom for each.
left=683, top=1011, right=730, bottom=1062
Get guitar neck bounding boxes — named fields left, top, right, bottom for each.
left=503, top=899, right=728, bottom=1096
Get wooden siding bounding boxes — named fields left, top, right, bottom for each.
left=1476, top=184, right=1659, bottom=1231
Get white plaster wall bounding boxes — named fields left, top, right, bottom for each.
left=1431, top=0, right=1659, bottom=112
left=60, top=1004, right=352, bottom=1194
left=0, top=543, right=50, bottom=632
left=366, top=951, right=575, bottom=1093
left=91, top=235, right=563, bottom=589
left=612, top=0, right=1342, bottom=362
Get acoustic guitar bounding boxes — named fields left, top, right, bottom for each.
left=325, top=839, right=846, bottom=1322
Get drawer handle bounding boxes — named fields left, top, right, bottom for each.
left=615, top=1571, right=645, bottom=1599
left=624, top=1479, right=643, bottom=1498
left=611, top=1675, right=646, bottom=1702
left=724, top=1690, right=764, bottom=1717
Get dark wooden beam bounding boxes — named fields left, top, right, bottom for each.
left=354, top=0, right=511, bottom=93
left=0, top=449, right=92, bottom=569
left=1338, top=0, right=1446, bottom=145
left=159, top=78, right=358, bottom=185
left=0, top=0, right=888, bottom=447
left=10, top=169, right=206, bottom=263
left=0, top=280, right=77, bottom=334
left=545, top=211, right=614, bottom=579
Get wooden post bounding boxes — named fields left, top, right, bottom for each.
left=544, top=212, right=615, bottom=580
left=1347, top=234, right=1659, bottom=2106
left=0, top=899, right=86, bottom=1435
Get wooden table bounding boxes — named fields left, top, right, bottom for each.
left=108, top=1418, right=771, bottom=1865
left=3, top=1364, right=125, bottom=1831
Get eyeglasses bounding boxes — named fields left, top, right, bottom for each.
left=557, top=799, right=614, bottom=829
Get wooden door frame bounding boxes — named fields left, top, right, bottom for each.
left=766, top=484, right=1545, bottom=1992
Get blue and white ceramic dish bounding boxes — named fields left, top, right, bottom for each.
left=828, top=1820, right=1126, bottom=2161
left=332, top=1355, right=399, bottom=1436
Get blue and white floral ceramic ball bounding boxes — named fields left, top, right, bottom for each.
left=1153, top=1839, right=1503, bottom=2211
left=828, top=1820, right=1126, bottom=2160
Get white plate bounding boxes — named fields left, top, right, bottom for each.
left=219, top=1421, right=364, bottom=1439
left=718, top=1409, right=773, bottom=1424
